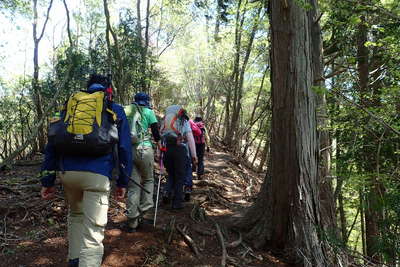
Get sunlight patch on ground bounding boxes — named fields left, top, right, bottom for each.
left=107, top=229, right=122, bottom=237
left=178, top=240, right=188, bottom=247
left=18, top=240, right=34, bottom=247
left=43, top=237, right=66, bottom=245
left=219, top=178, right=235, bottom=186
left=207, top=207, right=233, bottom=215
left=115, top=201, right=126, bottom=209
left=33, top=257, right=54, bottom=265
left=104, top=253, right=141, bottom=266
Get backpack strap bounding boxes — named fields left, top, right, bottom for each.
left=133, top=102, right=144, bottom=117
left=169, top=114, right=180, bottom=135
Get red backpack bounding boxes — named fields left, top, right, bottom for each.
left=193, top=121, right=206, bottom=144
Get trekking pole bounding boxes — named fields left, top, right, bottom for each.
left=153, top=147, right=165, bottom=227
left=120, top=164, right=151, bottom=194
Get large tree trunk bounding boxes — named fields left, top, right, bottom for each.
left=238, top=1, right=331, bottom=265
left=356, top=16, right=382, bottom=263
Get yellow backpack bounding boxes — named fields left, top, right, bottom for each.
left=48, top=91, right=119, bottom=156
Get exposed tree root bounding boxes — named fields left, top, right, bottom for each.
left=176, top=223, right=201, bottom=258
left=167, top=216, right=176, bottom=244
left=191, top=225, right=215, bottom=236
left=214, top=222, right=227, bottom=267
left=193, top=179, right=225, bottom=190
left=226, top=230, right=242, bottom=248
left=190, top=204, right=207, bottom=222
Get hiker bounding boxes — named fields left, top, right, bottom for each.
left=39, top=74, right=133, bottom=267
left=124, top=92, right=160, bottom=232
left=183, top=119, right=202, bottom=201
left=160, top=105, right=197, bottom=209
left=193, top=116, right=209, bottom=179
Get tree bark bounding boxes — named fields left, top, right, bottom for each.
left=238, top=1, right=331, bottom=265
left=310, top=0, right=336, bottom=234
left=356, top=16, right=382, bottom=263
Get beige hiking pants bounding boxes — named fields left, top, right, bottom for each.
left=60, top=171, right=110, bottom=267
left=126, top=145, right=154, bottom=226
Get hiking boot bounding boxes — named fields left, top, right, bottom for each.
left=68, top=258, right=79, bottom=267
left=123, top=218, right=139, bottom=233
left=141, top=210, right=155, bottom=225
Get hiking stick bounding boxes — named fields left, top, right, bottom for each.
left=153, top=149, right=164, bottom=227
left=120, top=164, right=151, bottom=194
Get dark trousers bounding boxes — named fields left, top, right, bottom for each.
left=184, top=156, right=193, bottom=189
left=195, top=143, right=205, bottom=175
left=163, top=144, right=187, bottom=208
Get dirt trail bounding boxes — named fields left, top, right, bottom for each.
left=0, top=148, right=285, bottom=267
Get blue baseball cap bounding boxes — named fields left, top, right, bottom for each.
left=134, top=92, right=150, bottom=107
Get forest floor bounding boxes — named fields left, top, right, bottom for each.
left=0, top=146, right=290, bottom=267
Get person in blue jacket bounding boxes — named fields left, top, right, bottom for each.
left=39, top=74, right=132, bottom=267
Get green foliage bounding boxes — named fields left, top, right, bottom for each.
left=0, top=0, right=30, bottom=16
left=0, top=0, right=399, bottom=262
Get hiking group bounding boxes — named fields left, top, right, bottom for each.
left=39, top=74, right=209, bottom=267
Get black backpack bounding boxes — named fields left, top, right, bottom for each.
left=48, top=90, right=119, bottom=156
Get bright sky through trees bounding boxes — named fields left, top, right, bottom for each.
left=0, top=1, right=74, bottom=81
left=0, top=0, right=148, bottom=87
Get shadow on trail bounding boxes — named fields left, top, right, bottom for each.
left=0, top=148, right=287, bottom=266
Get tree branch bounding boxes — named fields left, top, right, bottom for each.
left=330, top=88, right=400, bottom=136
left=37, top=0, right=54, bottom=42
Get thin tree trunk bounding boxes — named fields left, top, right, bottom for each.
left=62, top=0, right=73, bottom=47
left=256, top=137, right=269, bottom=173
left=223, top=0, right=242, bottom=145
left=103, top=0, right=125, bottom=101
left=155, top=0, right=164, bottom=51
left=231, top=5, right=262, bottom=146
left=136, top=0, right=142, bottom=43
left=144, top=0, right=150, bottom=92
left=251, top=138, right=262, bottom=167
left=136, top=0, right=147, bottom=91
left=359, top=189, right=367, bottom=256
left=32, top=0, right=54, bottom=152
left=216, top=107, right=225, bottom=139
left=310, top=0, right=336, bottom=234
left=240, top=68, right=269, bottom=158
left=214, top=0, right=221, bottom=42
left=338, top=189, right=347, bottom=244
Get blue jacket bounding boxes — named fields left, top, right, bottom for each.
left=40, top=84, right=133, bottom=188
